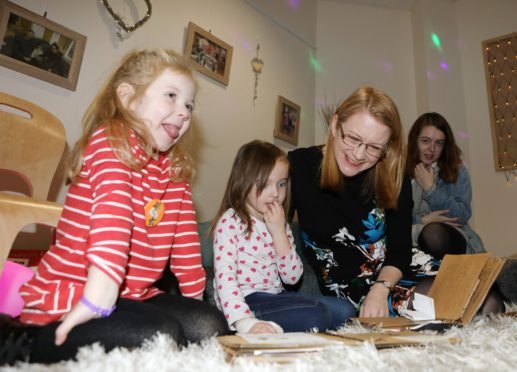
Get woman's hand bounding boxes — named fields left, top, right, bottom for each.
left=421, top=210, right=461, bottom=228
left=414, top=163, right=435, bottom=192
left=359, top=285, right=389, bottom=317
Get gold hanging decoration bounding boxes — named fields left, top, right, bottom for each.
left=251, top=44, right=264, bottom=104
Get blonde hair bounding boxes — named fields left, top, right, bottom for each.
left=321, top=86, right=406, bottom=209
left=68, top=49, right=197, bottom=183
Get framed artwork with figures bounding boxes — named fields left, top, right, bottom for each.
left=0, top=0, right=86, bottom=91
left=274, top=95, right=301, bottom=146
left=184, top=21, right=233, bottom=86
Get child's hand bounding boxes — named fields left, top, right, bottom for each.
left=263, top=201, right=286, bottom=238
left=248, top=321, right=283, bottom=334
left=55, top=302, right=97, bottom=345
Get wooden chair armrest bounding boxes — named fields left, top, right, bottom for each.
left=0, top=192, right=62, bottom=273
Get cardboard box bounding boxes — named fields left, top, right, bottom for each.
left=427, top=252, right=506, bottom=324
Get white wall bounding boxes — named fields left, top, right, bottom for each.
left=455, top=0, right=517, bottom=257
left=315, top=1, right=418, bottom=144
left=1, top=0, right=317, bottom=222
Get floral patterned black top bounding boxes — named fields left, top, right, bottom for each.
left=288, top=146, right=414, bottom=312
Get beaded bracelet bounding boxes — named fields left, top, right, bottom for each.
left=79, top=296, right=116, bottom=317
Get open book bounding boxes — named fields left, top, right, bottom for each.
left=217, top=331, right=460, bottom=362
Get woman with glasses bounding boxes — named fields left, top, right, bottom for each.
left=288, top=86, right=413, bottom=318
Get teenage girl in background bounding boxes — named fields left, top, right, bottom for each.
left=19, top=49, right=228, bottom=363
left=212, top=140, right=356, bottom=334
left=407, top=112, right=504, bottom=312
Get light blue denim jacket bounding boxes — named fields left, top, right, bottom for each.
left=411, top=165, right=485, bottom=254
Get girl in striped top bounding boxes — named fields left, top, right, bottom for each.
left=19, top=49, right=228, bottom=363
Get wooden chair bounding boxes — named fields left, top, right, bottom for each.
left=0, top=92, right=66, bottom=274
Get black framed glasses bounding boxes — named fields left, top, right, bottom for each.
left=337, top=125, right=388, bottom=158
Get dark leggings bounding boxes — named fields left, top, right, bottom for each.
left=29, top=294, right=229, bottom=363
left=418, top=222, right=467, bottom=259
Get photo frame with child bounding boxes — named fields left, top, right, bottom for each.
left=184, top=21, right=233, bottom=86
left=0, top=0, right=86, bottom=91
left=273, top=96, right=301, bottom=146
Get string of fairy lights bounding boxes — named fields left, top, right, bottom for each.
left=483, top=32, right=517, bottom=183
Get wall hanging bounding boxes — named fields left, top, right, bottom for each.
left=482, top=32, right=517, bottom=177
left=251, top=43, right=263, bottom=104
left=273, top=95, right=301, bottom=146
left=100, top=0, right=152, bottom=41
left=184, top=22, right=233, bottom=86
left=0, top=0, right=86, bottom=91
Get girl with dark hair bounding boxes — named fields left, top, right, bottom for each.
left=407, top=112, right=504, bottom=312
left=407, top=112, right=483, bottom=260
left=211, top=140, right=355, bottom=334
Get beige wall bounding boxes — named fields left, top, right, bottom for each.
left=455, top=0, right=517, bottom=257
left=316, top=0, right=517, bottom=257
left=1, top=0, right=317, bottom=222
left=315, top=1, right=418, bottom=143
left=2, top=0, right=516, bottom=256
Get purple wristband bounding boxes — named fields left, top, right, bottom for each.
left=79, top=296, right=116, bottom=317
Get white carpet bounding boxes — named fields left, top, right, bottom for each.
left=4, top=313, right=517, bottom=372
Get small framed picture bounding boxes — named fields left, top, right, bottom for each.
left=274, top=95, right=301, bottom=146
left=0, top=0, right=86, bottom=91
left=184, top=21, right=233, bottom=86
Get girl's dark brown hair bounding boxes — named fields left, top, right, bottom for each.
left=407, top=112, right=462, bottom=183
left=210, top=140, right=288, bottom=236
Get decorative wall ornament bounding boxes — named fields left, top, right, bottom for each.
left=100, top=0, right=152, bottom=40
left=482, top=32, right=517, bottom=178
left=251, top=44, right=263, bottom=104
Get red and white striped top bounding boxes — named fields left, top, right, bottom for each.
left=19, top=127, right=205, bottom=325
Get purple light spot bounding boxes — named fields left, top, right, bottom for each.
left=456, top=131, right=468, bottom=140
left=440, top=61, right=449, bottom=71
left=427, top=70, right=435, bottom=80
left=287, top=0, right=300, bottom=9
left=377, top=60, right=393, bottom=73
left=243, top=40, right=250, bottom=50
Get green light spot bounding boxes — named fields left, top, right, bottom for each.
left=431, top=33, right=442, bottom=50
left=309, top=51, right=321, bottom=72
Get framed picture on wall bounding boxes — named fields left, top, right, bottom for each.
left=273, top=95, right=301, bottom=146
left=0, top=0, right=86, bottom=91
left=184, top=21, right=233, bottom=86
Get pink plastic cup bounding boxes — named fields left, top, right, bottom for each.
left=0, top=260, right=35, bottom=317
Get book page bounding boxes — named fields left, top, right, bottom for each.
left=427, top=253, right=489, bottom=321
left=238, top=332, right=340, bottom=346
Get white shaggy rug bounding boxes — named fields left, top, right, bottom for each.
left=3, top=312, right=517, bottom=372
